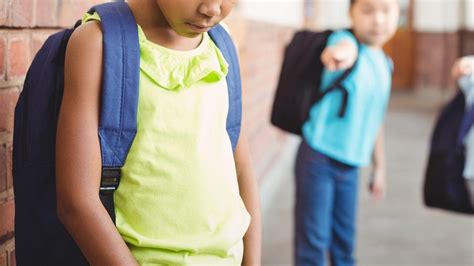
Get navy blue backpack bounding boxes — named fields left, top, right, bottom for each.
left=13, top=2, right=243, bottom=265
left=424, top=91, right=474, bottom=215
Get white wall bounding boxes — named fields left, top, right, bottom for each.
left=310, top=0, right=411, bottom=30
left=312, top=0, right=350, bottom=30
left=241, top=0, right=305, bottom=27
left=413, top=0, right=462, bottom=32
left=465, top=0, right=474, bottom=30
left=240, top=0, right=471, bottom=31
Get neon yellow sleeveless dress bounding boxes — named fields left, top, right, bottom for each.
left=83, top=13, right=250, bottom=265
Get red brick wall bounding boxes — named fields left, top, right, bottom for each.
left=0, top=1, right=296, bottom=264
left=238, top=21, right=295, bottom=178
left=0, top=1, right=104, bottom=265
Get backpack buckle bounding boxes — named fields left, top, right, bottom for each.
left=100, top=167, right=121, bottom=193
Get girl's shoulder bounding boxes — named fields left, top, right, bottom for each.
left=69, top=12, right=103, bottom=55
left=67, top=20, right=103, bottom=69
left=63, top=19, right=104, bottom=108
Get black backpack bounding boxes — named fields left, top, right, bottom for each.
left=270, top=30, right=358, bottom=135
left=424, top=90, right=474, bottom=215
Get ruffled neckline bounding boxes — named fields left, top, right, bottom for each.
left=82, top=12, right=229, bottom=91
left=137, top=25, right=229, bottom=91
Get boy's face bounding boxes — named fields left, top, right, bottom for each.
left=156, top=0, right=237, bottom=38
left=349, top=0, right=400, bottom=47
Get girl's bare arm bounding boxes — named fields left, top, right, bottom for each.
left=234, top=126, right=262, bottom=266
left=56, top=21, right=137, bottom=266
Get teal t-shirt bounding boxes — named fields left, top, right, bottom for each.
left=302, top=30, right=392, bottom=167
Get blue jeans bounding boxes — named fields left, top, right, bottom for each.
left=294, top=140, right=359, bottom=266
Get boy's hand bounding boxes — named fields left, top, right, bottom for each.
left=452, top=57, right=474, bottom=80
left=369, top=167, right=386, bottom=201
left=321, top=39, right=358, bottom=72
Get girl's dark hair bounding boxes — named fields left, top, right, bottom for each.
left=350, top=0, right=356, bottom=5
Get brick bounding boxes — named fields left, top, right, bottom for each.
left=0, top=145, right=5, bottom=192
left=6, top=144, right=12, bottom=190
left=8, top=249, right=14, bottom=266
left=35, top=0, right=57, bottom=27
left=0, top=0, right=10, bottom=27
left=0, top=34, right=5, bottom=81
left=0, top=200, right=14, bottom=243
left=11, top=0, right=34, bottom=27
left=0, top=88, right=20, bottom=133
left=0, top=252, right=6, bottom=266
left=59, top=0, right=104, bottom=28
left=7, top=35, right=30, bottom=81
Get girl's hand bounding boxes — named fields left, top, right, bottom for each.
left=452, top=57, right=474, bottom=81
left=321, top=39, right=358, bottom=72
left=369, top=168, right=386, bottom=201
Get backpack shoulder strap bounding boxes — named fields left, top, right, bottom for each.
left=208, top=25, right=242, bottom=152
left=87, top=2, right=140, bottom=221
left=88, top=2, right=140, bottom=169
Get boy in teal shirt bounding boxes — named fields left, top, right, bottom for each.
left=295, top=0, right=400, bottom=265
